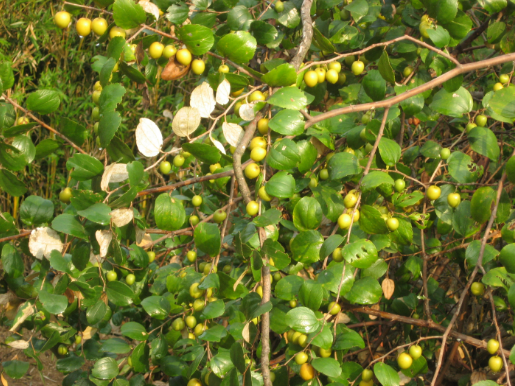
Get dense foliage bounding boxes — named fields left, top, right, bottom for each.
left=2, top=0, right=515, bottom=385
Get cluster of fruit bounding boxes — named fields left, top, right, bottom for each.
left=233, top=90, right=267, bottom=118
left=160, top=150, right=191, bottom=174
left=54, top=11, right=109, bottom=37
left=486, top=339, right=503, bottom=372
left=303, top=61, right=346, bottom=87
left=397, top=344, right=423, bottom=370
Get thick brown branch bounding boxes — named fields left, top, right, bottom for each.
left=290, top=0, right=314, bottom=71
left=305, top=52, right=515, bottom=128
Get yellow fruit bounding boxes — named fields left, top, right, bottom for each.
left=231, top=88, right=244, bottom=97
left=76, top=18, right=92, bottom=37
left=326, top=69, right=339, bottom=84
left=258, top=186, right=272, bottom=201
left=91, top=18, right=108, bottom=36
left=304, top=70, right=318, bottom=87
left=250, top=136, right=267, bottom=150
left=257, top=118, right=269, bottom=135
left=397, top=352, right=413, bottom=369
left=251, top=147, right=267, bottom=162
left=54, top=11, right=71, bottom=29
left=219, top=64, right=230, bottom=73
left=316, top=68, right=326, bottom=83
left=300, top=363, right=315, bottom=381
left=163, top=45, right=177, bottom=58
left=249, top=91, right=266, bottom=102
left=109, top=27, right=126, bottom=39
left=191, top=59, right=205, bottom=75
left=176, top=49, right=192, bottom=66
left=187, top=378, right=202, bottom=386
left=328, top=61, right=341, bottom=73
left=245, top=163, right=260, bottom=179
left=149, top=42, right=164, bottom=59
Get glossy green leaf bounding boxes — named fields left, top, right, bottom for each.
left=194, top=222, right=221, bottom=257
left=217, top=31, right=257, bottom=64
left=113, top=0, right=146, bottom=29
left=26, top=90, right=60, bottom=114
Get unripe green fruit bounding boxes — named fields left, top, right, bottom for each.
left=275, top=0, right=285, bottom=12
left=187, top=250, right=197, bottom=262
left=192, top=195, right=203, bottom=207
left=351, top=60, right=365, bottom=76
left=471, top=282, right=485, bottom=296
left=409, top=344, right=422, bottom=360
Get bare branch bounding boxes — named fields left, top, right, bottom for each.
left=290, top=0, right=314, bottom=71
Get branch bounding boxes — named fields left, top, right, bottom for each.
left=290, top=0, right=314, bottom=71
left=3, top=96, right=87, bottom=155
left=0, top=230, right=32, bottom=244
left=305, top=52, right=515, bottom=128
left=453, top=15, right=492, bottom=56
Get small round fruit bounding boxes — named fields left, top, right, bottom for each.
left=187, top=250, right=197, bottom=262
left=190, top=283, right=205, bottom=299
left=251, top=147, right=267, bottom=162
left=471, top=282, right=485, bottom=296
left=386, top=218, right=399, bottom=232
left=249, top=91, right=265, bottom=102
left=191, top=59, right=205, bottom=75
left=447, top=193, right=461, bottom=208
left=499, top=74, right=510, bottom=84
left=493, top=82, right=504, bottom=91
left=93, top=122, right=99, bottom=134
left=397, top=352, right=413, bottom=369
left=17, top=117, right=29, bottom=125
left=333, top=247, right=343, bottom=262
left=110, top=27, right=126, bottom=39
left=296, top=334, right=308, bottom=348
left=326, top=69, right=339, bottom=84
left=319, top=348, right=332, bottom=358
left=163, top=45, right=177, bottom=58
left=258, top=186, right=272, bottom=201
left=426, top=185, right=441, bottom=200
left=300, top=363, right=315, bottom=381
left=256, top=285, right=263, bottom=298
left=319, top=169, right=329, bottom=180
left=194, top=323, right=206, bottom=336
left=75, top=335, right=82, bottom=344
left=338, top=213, right=352, bottom=229
left=126, top=274, right=136, bottom=285
left=172, top=318, right=186, bottom=331
left=275, top=0, right=285, bottom=12
left=91, top=18, right=108, bottom=36
left=187, top=378, right=202, bottom=386
left=189, top=215, right=200, bottom=227
left=174, top=155, right=185, bottom=167
left=213, top=210, right=227, bottom=224
left=440, top=148, right=451, bottom=160
left=94, top=81, right=103, bottom=91
left=273, top=272, right=281, bottom=282
left=92, top=106, right=100, bottom=121
left=92, top=90, right=101, bottom=104
left=160, top=161, right=172, bottom=174
left=106, top=270, right=117, bottom=282
left=54, top=11, right=71, bottom=29
left=147, top=251, right=156, bottom=263
left=193, top=299, right=205, bottom=312
left=328, top=301, right=341, bottom=315
left=403, top=66, right=413, bottom=77
left=316, top=68, right=326, bottom=83
left=362, top=369, right=373, bottom=382
left=246, top=201, right=259, bottom=216
left=344, top=55, right=355, bottom=66
left=231, top=88, right=244, bottom=97
left=60, top=187, right=73, bottom=203
left=58, top=345, right=68, bottom=355
left=219, top=64, right=230, bottom=73
left=245, top=163, right=260, bottom=179
left=192, top=195, right=203, bottom=207
left=338, top=73, right=347, bottom=85
left=394, top=179, right=406, bottom=192
left=489, top=355, right=503, bottom=372
left=295, top=352, right=308, bottom=365
left=304, top=70, right=318, bottom=87
left=351, top=60, right=365, bottom=76
left=419, top=20, right=432, bottom=38
left=257, top=118, right=269, bottom=135
left=186, top=315, right=197, bottom=329
left=409, top=345, right=422, bottom=360
left=289, top=299, right=297, bottom=308
left=176, top=49, right=192, bottom=66
left=475, top=114, right=488, bottom=127
left=360, top=380, right=373, bottom=386
left=309, top=177, right=318, bottom=188
left=344, top=192, right=358, bottom=208
left=250, top=136, right=267, bottom=150
left=466, top=122, right=477, bottom=132
left=487, top=339, right=500, bottom=355
left=149, top=42, right=164, bottom=59
left=76, top=18, right=92, bottom=37
left=328, top=61, right=342, bottom=73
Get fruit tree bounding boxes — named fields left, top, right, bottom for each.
left=1, top=0, right=515, bottom=385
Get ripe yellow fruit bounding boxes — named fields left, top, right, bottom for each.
left=187, top=378, right=202, bottom=386
left=231, top=88, right=244, bottom=97
left=76, top=18, right=92, bottom=37
left=257, top=118, right=269, bottom=135
left=91, top=18, right=108, bottom=36
left=176, top=49, right=193, bottom=66
left=191, top=59, right=205, bottom=75
left=163, top=45, right=177, bottom=58
left=245, top=163, right=260, bottom=179
left=250, top=136, right=267, bottom=151
left=249, top=91, right=266, bottom=102
left=328, top=61, right=342, bottom=73
left=54, top=11, right=71, bottom=29
left=149, top=42, right=164, bottom=59
left=326, top=69, right=339, bottom=84
left=300, top=363, right=315, bottom=381
left=397, top=352, right=413, bottom=369
left=304, top=70, right=318, bottom=87
left=316, top=68, right=326, bottom=83
left=258, top=186, right=272, bottom=201
left=426, top=185, right=441, bottom=200
left=109, top=27, right=126, bottom=39
left=251, top=147, right=267, bottom=162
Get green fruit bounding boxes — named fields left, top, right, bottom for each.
left=362, top=369, right=373, bottom=382
left=147, top=251, right=156, bottom=263
left=471, top=282, right=485, bottom=296
left=91, top=17, right=108, bottom=36
left=466, top=122, right=477, bottom=132
left=275, top=0, right=285, bottom=12
left=403, top=66, right=413, bottom=77
left=246, top=201, right=259, bottom=216
left=106, top=270, right=117, bottom=281
left=309, top=177, right=318, bottom=188
left=219, top=64, right=230, bottom=73
left=475, top=114, right=488, bottom=127
left=340, top=9, right=350, bottom=20
left=259, top=186, right=272, bottom=201
left=409, top=345, right=422, bottom=360
left=344, top=191, right=358, bottom=208
left=60, top=187, right=73, bottom=203
left=397, top=352, right=413, bottom=369
left=249, top=91, right=265, bottom=102
left=192, top=195, right=203, bottom=207
left=419, top=20, right=432, bottom=38
left=295, top=352, right=308, bottom=365
left=394, top=179, right=405, bottom=192
left=319, top=348, right=332, bottom=358
left=493, top=82, right=504, bottom=91
left=289, top=299, right=297, bottom=308
left=344, top=55, right=355, bottom=66
left=320, top=169, right=329, bottom=180
left=213, top=210, right=227, bottom=224
left=187, top=250, right=197, bottom=262
left=58, top=345, right=68, bottom=356
left=351, top=61, right=365, bottom=76
left=386, top=218, right=399, bottom=231
left=160, top=161, right=172, bottom=174
left=163, top=45, right=177, bottom=58
left=499, top=74, right=510, bottom=84
left=326, top=69, right=339, bottom=84
left=328, top=301, right=341, bottom=315
left=489, top=355, right=503, bottom=372
left=193, top=299, right=205, bottom=312
left=190, top=215, right=200, bottom=226
left=174, top=155, right=185, bottom=167
left=426, top=185, right=441, bottom=200
left=92, top=106, right=100, bottom=121
left=109, top=27, right=126, bottom=39
left=75, top=335, right=82, bottom=344
left=190, top=282, right=205, bottom=299
left=172, top=318, right=186, bottom=331
left=92, top=90, right=101, bottom=104
left=333, top=247, right=343, bottom=262
left=487, top=339, right=500, bottom=355
left=316, top=68, right=326, bottom=83
left=126, top=274, right=136, bottom=285
left=257, top=118, right=269, bottom=135
left=337, top=72, right=347, bottom=85
left=493, top=296, right=507, bottom=311
left=304, top=70, right=318, bottom=87
left=447, top=193, right=461, bottom=208
left=328, top=61, right=341, bottom=73
left=440, top=148, right=451, bottom=160
left=251, top=147, right=267, bottom=162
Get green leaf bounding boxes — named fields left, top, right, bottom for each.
left=113, top=0, right=146, bottom=29
left=194, top=223, right=221, bottom=257
left=66, top=154, right=104, bottom=181
left=35, top=139, right=60, bottom=159
left=39, top=290, right=68, bottom=314
left=217, top=31, right=257, bottom=64
left=100, top=338, right=131, bottom=354
left=345, top=277, right=382, bottom=304
left=361, top=171, right=394, bottom=191
left=262, top=63, right=297, bottom=87
left=311, top=185, right=346, bottom=222
left=87, top=300, right=108, bottom=325
left=333, top=326, right=365, bottom=350
left=52, top=214, right=88, bottom=240
left=227, top=5, right=253, bottom=30
left=378, top=137, right=401, bottom=166
left=240, top=292, right=272, bottom=320
left=230, top=343, right=246, bottom=374
left=313, top=27, right=335, bottom=53
left=60, top=118, right=88, bottom=147
left=486, top=86, right=515, bottom=121
left=265, top=171, right=295, bottom=198
left=266, top=138, right=300, bottom=170
left=312, top=358, right=342, bottom=378
left=320, top=235, right=344, bottom=260
left=465, top=240, right=499, bottom=267
left=343, top=239, right=378, bottom=268
left=293, top=197, right=323, bottom=231
left=56, top=355, right=85, bottom=374
left=201, top=299, right=226, bottom=320
left=268, top=87, right=314, bottom=110
left=182, top=143, right=221, bottom=164
left=447, top=151, right=481, bottom=183
left=91, top=357, right=119, bottom=380
left=99, top=83, right=126, bottom=113
left=277, top=1, right=300, bottom=28
left=452, top=201, right=480, bottom=237
left=106, top=281, right=134, bottom=306
left=121, top=321, right=149, bottom=341
left=363, top=70, right=386, bottom=101
left=471, top=186, right=496, bottom=223
left=0, top=170, right=26, bottom=196
left=427, top=25, right=451, bottom=48
left=297, top=140, right=318, bottom=173
left=268, top=109, right=304, bottom=136
left=499, top=244, right=515, bottom=274
left=77, top=203, right=112, bottom=225
left=253, top=208, right=282, bottom=227
left=430, top=86, right=472, bottom=117
left=441, top=10, right=472, bottom=40
left=19, top=195, right=54, bottom=226
left=507, top=156, right=515, bottom=183
left=286, top=306, right=320, bottom=333
left=99, top=111, right=122, bottom=148
left=478, top=0, right=507, bottom=13
left=299, top=280, right=324, bottom=311
left=119, top=62, right=147, bottom=84
left=374, top=362, right=400, bottom=386
left=26, top=90, right=60, bottom=114
left=2, top=361, right=29, bottom=379
left=1, top=244, right=24, bottom=278
left=249, top=21, right=278, bottom=45
left=327, top=152, right=360, bottom=180
left=0, top=62, right=14, bottom=90
left=378, top=51, right=395, bottom=84
left=275, top=275, right=304, bottom=300
left=154, top=194, right=186, bottom=231
left=131, top=342, right=150, bottom=373
left=178, top=25, right=215, bottom=55
left=291, top=230, right=324, bottom=265
left=166, top=4, right=189, bottom=24
left=420, top=140, right=441, bottom=159
left=141, top=296, right=171, bottom=320
left=345, top=0, right=369, bottom=22
left=468, top=127, right=500, bottom=161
